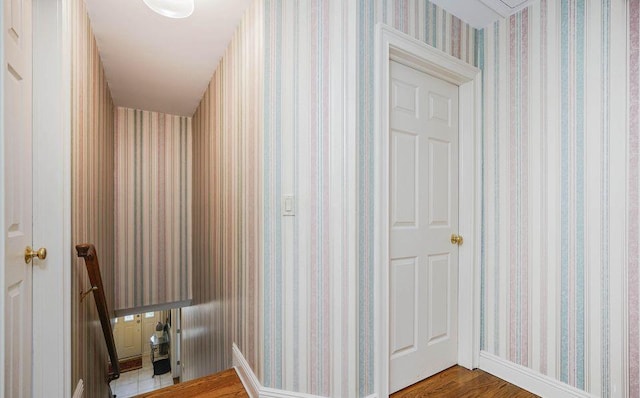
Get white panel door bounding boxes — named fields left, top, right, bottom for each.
left=3, top=0, right=33, bottom=396
left=115, top=314, right=142, bottom=359
left=389, top=60, right=459, bottom=393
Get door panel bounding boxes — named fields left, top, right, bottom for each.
left=391, top=131, right=418, bottom=227
left=390, top=257, right=418, bottom=357
left=427, top=254, right=451, bottom=343
left=428, top=138, right=451, bottom=227
left=115, top=315, right=142, bottom=359
left=4, top=0, right=33, bottom=395
left=389, top=60, right=459, bottom=393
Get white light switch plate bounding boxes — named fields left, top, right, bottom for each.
left=282, top=195, right=295, bottom=216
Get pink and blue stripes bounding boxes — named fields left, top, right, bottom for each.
left=600, top=0, right=610, bottom=395
left=357, top=0, right=376, bottom=395
left=560, top=0, right=585, bottom=388
left=478, top=25, right=487, bottom=352
left=539, top=0, right=549, bottom=375
left=508, top=9, right=529, bottom=367
left=492, top=21, right=501, bottom=356
left=629, top=1, right=640, bottom=397
left=263, top=0, right=283, bottom=388
left=263, top=1, right=342, bottom=395
left=478, top=0, right=629, bottom=395
left=308, top=0, right=332, bottom=393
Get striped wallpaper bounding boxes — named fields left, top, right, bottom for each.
left=70, top=0, right=115, bottom=396
left=182, top=0, right=263, bottom=383
left=262, top=1, right=355, bottom=396
left=357, top=1, right=477, bottom=395
left=114, top=107, right=193, bottom=312
left=629, top=2, right=639, bottom=398
left=60, top=0, right=639, bottom=396
left=479, top=0, right=632, bottom=396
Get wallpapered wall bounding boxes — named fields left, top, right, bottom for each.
left=262, top=0, right=356, bottom=396
left=186, top=0, right=358, bottom=395
left=181, top=0, right=263, bottom=383
left=114, top=107, right=193, bottom=313
left=630, top=4, right=640, bottom=398
left=479, top=0, right=633, bottom=396
left=357, top=1, right=477, bottom=395
left=70, top=0, right=115, bottom=396
left=64, top=0, right=639, bottom=397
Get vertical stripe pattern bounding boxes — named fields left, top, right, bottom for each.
left=479, top=0, right=630, bottom=395
left=600, top=0, right=610, bottom=395
left=357, top=0, right=376, bottom=394
left=538, top=0, right=548, bottom=375
left=70, top=0, right=115, bottom=396
left=114, top=107, right=192, bottom=312
left=629, top=1, right=640, bottom=397
left=182, top=0, right=263, bottom=383
left=263, top=0, right=353, bottom=395
left=560, top=0, right=586, bottom=388
left=508, top=9, right=530, bottom=367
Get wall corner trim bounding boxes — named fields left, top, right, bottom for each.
left=232, top=344, right=327, bottom=398
left=232, top=343, right=261, bottom=398
left=478, top=352, right=598, bottom=398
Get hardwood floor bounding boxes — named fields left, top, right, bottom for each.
left=134, top=369, right=248, bottom=398
left=391, top=366, right=539, bottom=398
left=133, top=365, right=536, bottom=398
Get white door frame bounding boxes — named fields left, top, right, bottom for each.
left=373, top=24, right=482, bottom=397
left=32, top=0, right=72, bottom=396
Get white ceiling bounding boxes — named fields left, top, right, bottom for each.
left=85, top=0, right=533, bottom=117
left=430, top=0, right=500, bottom=28
left=429, top=0, right=537, bottom=28
left=84, top=0, right=253, bottom=117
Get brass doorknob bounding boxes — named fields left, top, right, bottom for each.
left=25, top=246, right=47, bottom=264
left=450, top=234, right=463, bottom=246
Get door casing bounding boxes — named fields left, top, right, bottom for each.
left=31, top=0, right=72, bottom=396
left=373, top=24, right=482, bottom=398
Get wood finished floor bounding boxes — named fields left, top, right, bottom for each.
left=134, top=369, right=248, bottom=398
left=133, top=365, right=537, bottom=397
left=391, top=366, right=539, bottom=398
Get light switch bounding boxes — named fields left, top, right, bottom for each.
left=283, top=195, right=295, bottom=216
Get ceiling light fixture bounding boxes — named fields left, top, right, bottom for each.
left=142, top=0, right=194, bottom=19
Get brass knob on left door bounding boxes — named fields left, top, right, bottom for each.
left=450, top=234, right=463, bottom=246
left=25, top=246, right=47, bottom=264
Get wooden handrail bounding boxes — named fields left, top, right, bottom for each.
left=76, top=243, right=120, bottom=382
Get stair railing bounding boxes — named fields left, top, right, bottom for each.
left=76, top=243, right=120, bottom=382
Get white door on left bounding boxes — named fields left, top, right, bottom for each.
left=3, top=0, right=34, bottom=396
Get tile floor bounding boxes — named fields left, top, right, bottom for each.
left=110, top=356, right=174, bottom=398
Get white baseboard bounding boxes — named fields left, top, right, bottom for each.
left=260, top=387, right=326, bottom=398
left=232, top=343, right=327, bottom=398
left=232, top=343, right=261, bottom=398
left=478, top=351, right=598, bottom=398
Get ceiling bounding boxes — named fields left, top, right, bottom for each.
left=84, top=0, right=534, bottom=117
left=84, top=0, right=253, bottom=117
left=430, top=0, right=537, bottom=28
